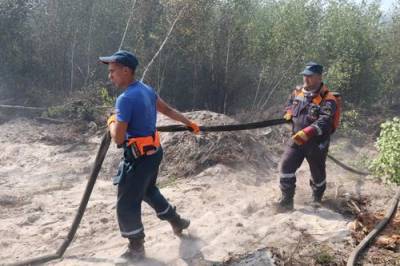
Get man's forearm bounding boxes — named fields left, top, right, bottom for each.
left=108, top=122, right=126, bottom=144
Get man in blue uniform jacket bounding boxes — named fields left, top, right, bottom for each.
left=100, top=50, right=200, bottom=261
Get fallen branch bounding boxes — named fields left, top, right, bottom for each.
left=286, top=233, right=303, bottom=265
left=349, top=200, right=362, bottom=214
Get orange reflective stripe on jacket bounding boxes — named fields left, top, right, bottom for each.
left=293, top=85, right=334, bottom=104
left=292, top=84, right=340, bottom=132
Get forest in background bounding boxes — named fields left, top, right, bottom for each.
left=1, top=0, right=400, bottom=116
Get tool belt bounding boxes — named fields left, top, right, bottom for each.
left=126, top=131, right=161, bottom=159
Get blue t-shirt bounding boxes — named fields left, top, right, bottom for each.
left=115, top=81, right=158, bottom=139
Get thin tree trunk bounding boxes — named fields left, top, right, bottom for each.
left=224, top=35, right=231, bottom=85
left=85, top=1, right=95, bottom=86
left=259, top=56, right=300, bottom=111
left=192, top=42, right=198, bottom=110
left=254, top=63, right=281, bottom=112
left=251, top=65, right=265, bottom=114
left=223, top=92, right=228, bottom=115
left=141, top=6, right=186, bottom=82
left=70, top=29, right=78, bottom=92
left=157, top=57, right=167, bottom=95
left=223, top=34, right=231, bottom=114
left=119, top=0, right=137, bottom=50
left=157, top=50, right=162, bottom=92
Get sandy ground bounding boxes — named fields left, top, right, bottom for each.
left=0, top=115, right=397, bottom=265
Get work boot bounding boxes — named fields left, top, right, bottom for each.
left=115, top=238, right=145, bottom=265
left=313, top=193, right=323, bottom=203
left=168, top=208, right=190, bottom=235
left=310, top=192, right=323, bottom=208
left=273, top=191, right=294, bottom=213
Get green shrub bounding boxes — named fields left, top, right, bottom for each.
left=47, top=101, right=96, bottom=121
left=371, top=117, right=400, bottom=184
left=98, top=87, right=115, bottom=107
left=341, top=109, right=361, bottom=130
left=45, top=84, right=115, bottom=122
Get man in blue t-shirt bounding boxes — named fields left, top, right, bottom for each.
left=100, top=50, right=200, bottom=262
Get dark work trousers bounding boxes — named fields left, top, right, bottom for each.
left=115, top=146, right=175, bottom=240
left=279, top=139, right=329, bottom=198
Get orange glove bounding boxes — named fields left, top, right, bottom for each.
left=292, top=126, right=316, bottom=145
left=283, top=112, right=292, bottom=121
left=187, top=121, right=200, bottom=134
left=107, top=114, right=116, bottom=126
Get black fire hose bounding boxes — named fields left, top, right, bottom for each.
left=347, top=187, right=400, bottom=266
left=327, top=154, right=370, bottom=176
left=9, top=131, right=111, bottom=266
left=157, top=118, right=288, bottom=132
left=158, top=119, right=372, bottom=177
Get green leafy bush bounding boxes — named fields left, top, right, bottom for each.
left=46, top=83, right=115, bottom=122
left=47, top=101, right=97, bottom=121
left=98, top=87, right=115, bottom=107
left=341, top=109, right=361, bottom=130
left=371, top=117, right=400, bottom=184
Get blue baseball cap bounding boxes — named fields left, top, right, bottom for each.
left=300, top=62, right=323, bottom=76
left=99, top=50, right=139, bottom=71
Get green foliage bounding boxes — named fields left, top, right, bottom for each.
left=314, top=250, right=334, bottom=264
left=46, top=106, right=65, bottom=118
left=371, top=117, right=400, bottom=184
left=341, top=109, right=361, bottom=129
left=318, top=0, right=381, bottom=105
left=377, top=6, right=400, bottom=105
left=47, top=101, right=96, bottom=121
left=1, top=0, right=399, bottom=113
left=46, top=83, right=114, bottom=122
left=0, top=0, right=32, bottom=98
left=98, top=87, right=115, bottom=107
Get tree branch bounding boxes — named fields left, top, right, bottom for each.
left=119, top=0, right=137, bottom=50
left=141, top=6, right=186, bottom=82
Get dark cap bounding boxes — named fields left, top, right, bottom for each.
left=300, top=62, right=323, bottom=76
left=99, top=50, right=139, bottom=71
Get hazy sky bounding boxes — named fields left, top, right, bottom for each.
left=381, top=0, right=396, bottom=11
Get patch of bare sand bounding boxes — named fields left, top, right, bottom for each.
left=0, top=113, right=397, bottom=265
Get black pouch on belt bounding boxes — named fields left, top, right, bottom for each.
left=130, top=143, right=141, bottom=159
